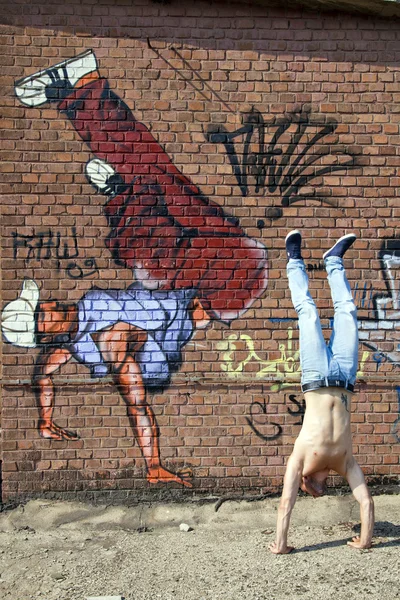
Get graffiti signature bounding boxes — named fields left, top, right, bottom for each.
left=206, top=109, right=358, bottom=207
left=12, top=228, right=99, bottom=279
left=218, top=328, right=301, bottom=391
left=218, top=329, right=370, bottom=392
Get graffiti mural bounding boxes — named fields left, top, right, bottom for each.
left=3, top=49, right=269, bottom=488
left=4, top=47, right=399, bottom=495
left=359, top=236, right=400, bottom=367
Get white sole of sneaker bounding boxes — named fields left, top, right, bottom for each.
left=285, top=229, right=301, bottom=243
left=323, top=233, right=356, bottom=260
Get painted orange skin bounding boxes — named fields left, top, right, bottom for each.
left=269, top=388, right=374, bottom=554
left=34, top=298, right=211, bottom=488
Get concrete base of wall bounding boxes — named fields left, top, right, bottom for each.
left=0, top=492, right=398, bottom=532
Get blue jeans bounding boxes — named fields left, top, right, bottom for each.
left=287, top=256, right=358, bottom=393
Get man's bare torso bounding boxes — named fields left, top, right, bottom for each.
left=293, top=387, right=353, bottom=478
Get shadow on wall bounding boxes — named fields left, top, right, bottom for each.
left=2, top=0, right=400, bottom=66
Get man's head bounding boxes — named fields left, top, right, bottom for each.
left=301, top=470, right=329, bottom=498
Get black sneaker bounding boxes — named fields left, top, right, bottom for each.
left=285, top=230, right=302, bottom=260
left=323, top=234, right=356, bottom=260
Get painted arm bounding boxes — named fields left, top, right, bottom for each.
left=345, top=457, right=374, bottom=549
left=269, top=453, right=303, bottom=554
left=33, top=346, right=78, bottom=441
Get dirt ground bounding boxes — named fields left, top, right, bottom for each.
left=0, top=495, right=398, bottom=600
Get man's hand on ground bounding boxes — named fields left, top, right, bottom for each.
left=347, top=536, right=372, bottom=550
left=268, top=541, right=295, bottom=555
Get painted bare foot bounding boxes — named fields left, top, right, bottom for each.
left=269, top=542, right=295, bottom=555
left=39, top=421, right=79, bottom=441
left=147, top=466, right=193, bottom=488
left=347, top=536, right=372, bottom=550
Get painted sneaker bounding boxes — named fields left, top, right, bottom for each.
left=285, top=229, right=302, bottom=260
left=323, top=233, right=356, bottom=260
left=14, top=50, right=98, bottom=107
left=85, top=158, right=129, bottom=197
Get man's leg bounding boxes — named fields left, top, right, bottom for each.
left=34, top=347, right=79, bottom=441
left=324, top=235, right=358, bottom=385
left=95, top=322, right=192, bottom=488
left=286, top=231, right=329, bottom=386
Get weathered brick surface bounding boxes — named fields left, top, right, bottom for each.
left=0, top=0, right=399, bottom=502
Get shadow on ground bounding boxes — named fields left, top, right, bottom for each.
left=295, top=522, right=400, bottom=553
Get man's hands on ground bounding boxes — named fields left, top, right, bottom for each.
left=268, top=542, right=295, bottom=555
left=347, top=536, right=372, bottom=550
left=268, top=535, right=372, bottom=553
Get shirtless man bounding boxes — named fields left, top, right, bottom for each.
left=269, top=230, right=374, bottom=554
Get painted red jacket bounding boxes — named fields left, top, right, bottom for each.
left=59, top=79, right=268, bottom=322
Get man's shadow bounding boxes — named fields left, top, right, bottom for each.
left=295, top=521, right=400, bottom=553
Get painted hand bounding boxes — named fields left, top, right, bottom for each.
left=39, top=420, right=79, bottom=441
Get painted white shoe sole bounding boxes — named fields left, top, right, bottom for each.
left=15, top=49, right=98, bottom=107
left=85, top=158, right=116, bottom=192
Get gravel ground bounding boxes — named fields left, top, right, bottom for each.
left=0, top=497, right=398, bottom=600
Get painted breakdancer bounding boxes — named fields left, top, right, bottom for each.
left=2, top=280, right=211, bottom=487
left=10, top=51, right=268, bottom=487
left=269, top=231, right=374, bottom=553
left=14, top=50, right=267, bottom=321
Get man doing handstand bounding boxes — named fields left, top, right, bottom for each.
left=269, top=230, right=374, bottom=554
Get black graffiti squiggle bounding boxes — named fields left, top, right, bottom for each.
left=287, top=393, right=306, bottom=425
left=246, top=400, right=283, bottom=442
left=247, top=393, right=305, bottom=441
left=206, top=109, right=358, bottom=206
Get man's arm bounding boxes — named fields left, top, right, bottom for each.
left=33, top=346, right=78, bottom=440
left=269, top=453, right=303, bottom=554
left=345, top=457, right=374, bottom=549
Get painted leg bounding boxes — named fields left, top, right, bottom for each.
left=34, top=348, right=79, bottom=441
left=95, top=323, right=192, bottom=488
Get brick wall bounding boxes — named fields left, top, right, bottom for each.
left=1, top=0, right=399, bottom=502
